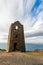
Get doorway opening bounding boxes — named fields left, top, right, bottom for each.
left=14, top=43, right=17, bottom=51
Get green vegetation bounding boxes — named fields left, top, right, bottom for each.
left=0, top=49, right=6, bottom=51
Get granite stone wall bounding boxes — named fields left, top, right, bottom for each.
left=7, top=21, right=25, bottom=52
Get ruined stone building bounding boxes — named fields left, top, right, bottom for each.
left=7, top=21, right=25, bottom=52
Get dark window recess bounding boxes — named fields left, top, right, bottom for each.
left=14, top=43, right=17, bottom=51
left=15, top=35, right=18, bottom=38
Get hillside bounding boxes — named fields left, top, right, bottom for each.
left=0, top=51, right=43, bottom=65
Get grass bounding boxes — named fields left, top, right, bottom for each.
left=0, top=49, right=43, bottom=56
left=24, top=50, right=43, bottom=57
left=0, top=50, right=43, bottom=65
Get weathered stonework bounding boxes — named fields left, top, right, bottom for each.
left=7, top=21, right=25, bottom=52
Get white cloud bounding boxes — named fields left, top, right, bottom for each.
left=25, top=0, right=36, bottom=12
left=32, top=11, right=43, bottom=29
left=0, top=0, right=43, bottom=44
left=6, top=0, right=24, bottom=18
left=25, top=36, right=43, bottom=44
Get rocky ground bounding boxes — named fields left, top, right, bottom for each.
left=0, top=51, right=43, bottom=65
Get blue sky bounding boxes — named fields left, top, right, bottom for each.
left=0, top=0, right=43, bottom=44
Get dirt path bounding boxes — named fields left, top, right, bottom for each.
left=0, top=52, right=43, bottom=65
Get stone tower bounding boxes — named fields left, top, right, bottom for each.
left=7, top=21, right=25, bottom=52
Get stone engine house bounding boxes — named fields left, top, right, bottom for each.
left=7, top=21, right=25, bottom=52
